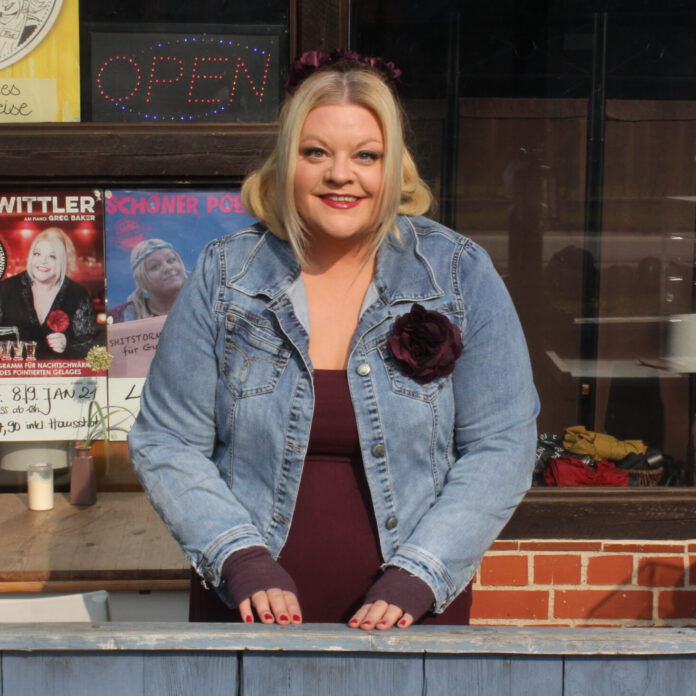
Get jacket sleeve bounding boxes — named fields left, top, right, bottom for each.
left=128, top=242, right=266, bottom=587
left=386, top=243, right=539, bottom=611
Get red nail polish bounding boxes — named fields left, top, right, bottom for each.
left=263, top=613, right=273, bottom=621
left=377, top=620, right=387, bottom=627
left=245, top=615, right=253, bottom=623
left=362, top=620, right=372, bottom=627
left=398, top=619, right=407, bottom=627
left=279, top=614, right=289, bottom=622
left=292, top=614, right=301, bottom=622
left=349, top=618, right=359, bottom=626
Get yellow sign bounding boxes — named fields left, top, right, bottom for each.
left=0, top=0, right=79, bottom=121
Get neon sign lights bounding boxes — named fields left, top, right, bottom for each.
left=90, top=33, right=279, bottom=122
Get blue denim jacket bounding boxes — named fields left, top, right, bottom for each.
left=129, top=215, right=539, bottom=612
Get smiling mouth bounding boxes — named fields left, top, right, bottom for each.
left=319, top=194, right=362, bottom=209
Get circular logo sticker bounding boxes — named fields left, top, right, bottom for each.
left=0, top=0, right=64, bottom=71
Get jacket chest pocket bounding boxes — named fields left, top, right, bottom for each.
left=222, top=312, right=290, bottom=397
left=377, top=340, right=450, bottom=402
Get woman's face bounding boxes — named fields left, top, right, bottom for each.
left=140, top=248, right=185, bottom=297
left=293, top=103, right=384, bottom=248
left=29, top=239, right=61, bottom=285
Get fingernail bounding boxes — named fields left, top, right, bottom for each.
left=398, top=619, right=407, bottom=627
left=292, top=614, right=301, bottom=622
left=362, top=620, right=372, bottom=627
left=263, top=613, right=273, bottom=621
left=279, top=614, right=289, bottom=622
left=245, top=615, right=253, bottom=623
left=349, top=618, right=359, bottom=626
left=377, top=620, right=387, bottom=627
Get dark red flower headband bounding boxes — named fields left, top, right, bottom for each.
left=286, top=49, right=402, bottom=95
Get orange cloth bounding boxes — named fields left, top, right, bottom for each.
left=563, top=425, right=647, bottom=461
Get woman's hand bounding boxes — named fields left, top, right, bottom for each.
left=46, top=332, right=67, bottom=353
left=348, top=601, right=414, bottom=631
left=238, top=588, right=302, bottom=625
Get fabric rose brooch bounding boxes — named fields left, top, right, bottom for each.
left=387, top=303, right=463, bottom=384
left=46, top=309, right=70, bottom=332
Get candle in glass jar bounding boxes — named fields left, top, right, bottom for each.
left=27, top=463, right=54, bottom=510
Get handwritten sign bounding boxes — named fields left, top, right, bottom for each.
left=0, top=375, right=107, bottom=441
left=0, top=78, right=57, bottom=122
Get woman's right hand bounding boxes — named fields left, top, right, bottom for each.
left=238, top=588, right=302, bottom=625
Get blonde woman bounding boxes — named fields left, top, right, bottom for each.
left=0, top=227, right=98, bottom=359
left=109, top=238, right=186, bottom=323
left=130, top=52, right=538, bottom=630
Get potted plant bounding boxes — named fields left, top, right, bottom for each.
left=71, top=400, right=135, bottom=505
left=71, top=347, right=135, bottom=505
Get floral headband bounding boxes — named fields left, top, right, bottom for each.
left=286, top=49, right=403, bottom=95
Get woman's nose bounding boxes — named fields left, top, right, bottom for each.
left=325, top=156, right=353, bottom=185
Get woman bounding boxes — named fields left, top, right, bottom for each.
left=0, top=227, right=98, bottom=360
left=129, top=52, right=539, bottom=630
left=108, top=238, right=186, bottom=323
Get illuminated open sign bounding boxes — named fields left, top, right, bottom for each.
left=89, top=32, right=280, bottom=122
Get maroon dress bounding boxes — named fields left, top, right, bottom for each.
left=189, top=369, right=471, bottom=623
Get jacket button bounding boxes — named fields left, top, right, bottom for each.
left=385, top=516, right=398, bottom=530
left=356, top=362, right=371, bottom=376
left=371, top=443, right=385, bottom=457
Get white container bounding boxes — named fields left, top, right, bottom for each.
left=667, top=313, right=696, bottom=371
left=27, top=462, right=54, bottom=511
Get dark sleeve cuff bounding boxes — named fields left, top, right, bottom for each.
left=221, top=546, right=297, bottom=606
left=363, top=566, right=435, bottom=621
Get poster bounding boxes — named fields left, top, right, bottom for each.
left=105, top=188, right=255, bottom=437
left=0, top=190, right=107, bottom=441
left=0, top=0, right=80, bottom=122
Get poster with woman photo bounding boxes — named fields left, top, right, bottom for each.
left=105, top=189, right=255, bottom=429
left=0, top=189, right=107, bottom=441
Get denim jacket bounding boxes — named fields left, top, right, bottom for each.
left=129, top=215, right=539, bottom=612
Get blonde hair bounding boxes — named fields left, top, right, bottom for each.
left=127, top=238, right=185, bottom=319
left=26, top=227, right=76, bottom=287
left=242, top=63, right=433, bottom=265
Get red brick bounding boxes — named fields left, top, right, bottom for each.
left=604, top=543, right=685, bottom=554
left=554, top=590, right=653, bottom=620
left=470, top=590, right=549, bottom=620
left=637, top=557, right=685, bottom=588
left=690, top=557, right=696, bottom=586
left=587, top=555, right=634, bottom=586
left=534, top=554, right=581, bottom=585
left=520, top=541, right=602, bottom=552
left=688, top=544, right=696, bottom=554
left=489, top=541, right=520, bottom=551
left=479, top=555, right=528, bottom=586
left=658, top=590, right=696, bottom=618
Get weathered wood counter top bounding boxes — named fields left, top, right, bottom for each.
left=2, top=624, right=696, bottom=695
left=0, top=492, right=189, bottom=593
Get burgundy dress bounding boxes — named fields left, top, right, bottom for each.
left=189, top=369, right=471, bottom=624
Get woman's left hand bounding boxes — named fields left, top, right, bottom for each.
left=348, top=600, right=414, bottom=631
left=46, top=332, right=67, bottom=353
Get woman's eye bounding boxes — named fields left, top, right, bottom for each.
left=302, top=147, right=325, bottom=159
left=356, top=151, right=381, bottom=162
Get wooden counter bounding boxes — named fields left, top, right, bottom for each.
left=0, top=492, right=189, bottom=593
left=2, top=624, right=696, bottom=695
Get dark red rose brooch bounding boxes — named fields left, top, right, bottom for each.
left=387, top=304, right=463, bottom=384
left=46, top=309, right=70, bottom=333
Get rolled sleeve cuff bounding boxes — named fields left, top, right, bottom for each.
left=387, top=544, right=475, bottom=613
left=194, top=524, right=266, bottom=587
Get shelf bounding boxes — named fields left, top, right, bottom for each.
left=0, top=122, right=278, bottom=185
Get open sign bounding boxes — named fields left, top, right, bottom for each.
left=89, top=32, right=280, bottom=122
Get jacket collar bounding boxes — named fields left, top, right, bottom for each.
left=228, top=217, right=443, bottom=306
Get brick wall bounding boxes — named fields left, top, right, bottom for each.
left=470, top=540, right=696, bottom=626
